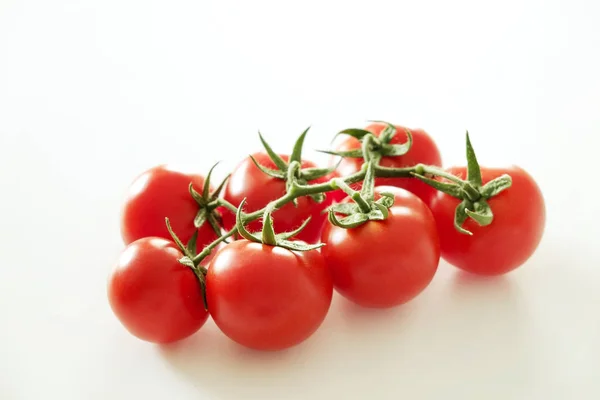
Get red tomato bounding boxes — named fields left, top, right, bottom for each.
left=107, top=237, right=209, bottom=343
left=121, top=165, right=218, bottom=253
left=334, top=123, right=442, bottom=206
left=321, top=187, right=440, bottom=308
left=206, top=240, right=333, bottom=351
left=222, top=153, right=334, bottom=243
left=429, top=166, right=545, bottom=275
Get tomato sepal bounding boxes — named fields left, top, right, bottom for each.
left=465, top=132, right=483, bottom=186
left=235, top=198, right=324, bottom=252
left=326, top=162, right=396, bottom=229
left=412, top=131, right=514, bottom=235
left=367, top=120, right=397, bottom=143
left=454, top=201, right=473, bottom=236
left=249, top=155, right=287, bottom=179
left=187, top=163, right=229, bottom=238
left=253, top=129, right=337, bottom=193
left=317, top=148, right=365, bottom=158
left=321, top=121, right=413, bottom=162
left=336, top=127, right=374, bottom=140
left=165, top=217, right=196, bottom=259
left=464, top=199, right=494, bottom=226
left=480, top=174, right=513, bottom=198
left=410, top=172, right=464, bottom=198
left=211, top=174, right=230, bottom=200
left=194, top=208, right=207, bottom=229
left=328, top=202, right=360, bottom=215
left=165, top=217, right=209, bottom=308
left=258, top=131, right=288, bottom=171
left=379, top=128, right=413, bottom=157
left=328, top=210, right=369, bottom=229
left=289, top=126, right=310, bottom=164
left=300, top=164, right=340, bottom=182
left=186, top=230, right=199, bottom=255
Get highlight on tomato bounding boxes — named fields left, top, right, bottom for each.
left=107, top=237, right=209, bottom=344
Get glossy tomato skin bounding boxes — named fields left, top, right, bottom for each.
left=222, top=153, right=334, bottom=243
left=321, top=187, right=440, bottom=308
left=335, top=123, right=442, bottom=206
left=430, top=166, right=545, bottom=276
left=107, top=237, right=209, bottom=343
left=206, top=240, right=333, bottom=351
left=121, top=165, right=218, bottom=253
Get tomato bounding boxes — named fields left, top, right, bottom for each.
left=321, top=186, right=440, bottom=308
left=334, top=123, right=442, bottom=206
left=121, top=165, right=218, bottom=252
left=107, top=237, right=209, bottom=343
left=429, top=166, right=545, bottom=275
left=206, top=240, right=333, bottom=351
left=222, top=153, right=334, bottom=243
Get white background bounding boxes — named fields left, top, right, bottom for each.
left=1, top=0, right=599, bottom=399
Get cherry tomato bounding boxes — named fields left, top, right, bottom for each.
left=430, top=166, right=545, bottom=275
left=334, top=123, right=442, bottom=206
left=107, top=237, right=209, bottom=343
left=206, top=240, right=333, bottom=351
left=121, top=165, right=218, bottom=252
left=321, top=186, right=440, bottom=308
left=222, top=153, right=334, bottom=243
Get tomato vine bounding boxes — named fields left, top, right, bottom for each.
left=164, top=122, right=513, bottom=294
left=111, top=120, right=546, bottom=346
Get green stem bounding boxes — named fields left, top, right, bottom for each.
left=214, top=165, right=404, bottom=232
left=287, top=160, right=301, bottom=183
left=261, top=204, right=278, bottom=245
left=362, top=134, right=375, bottom=163
left=331, top=178, right=357, bottom=197
left=416, top=164, right=464, bottom=184
left=218, top=199, right=239, bottom=214
left=415, top=164, right=480, bottom=201
left=192, top=228, right=237, bottom=264
left=374, top=165, right=417, bottom=178
left=204, top=161, right=465, bottom=262
left=351, top=193, right=371, bottom=213
left=331, top=178, right=371, bottom=213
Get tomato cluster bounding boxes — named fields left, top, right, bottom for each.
left=107, top=122, right=546, bottom=350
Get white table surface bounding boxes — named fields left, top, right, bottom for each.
left=1, top=1, right=599, bottom=399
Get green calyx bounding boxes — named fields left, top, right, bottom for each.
left=412, top=132, right=513, bottom=235
left=164, top=218, right=208, bottom=309
left=189, top=162, right=229, bottom=238
left=319, top=121, right=413, bottom=162
left=234, top=198, right=324, bottom=252
left=165, top=214, right=235, bottom=310
left=252, top=127, right=337, bottom=204
left=327, top=161, right=395, bottom=229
